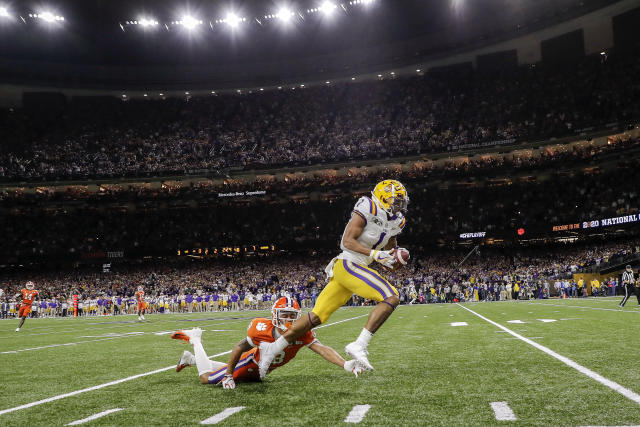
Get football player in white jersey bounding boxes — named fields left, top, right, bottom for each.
left=257, top=179, right=408, bottom=377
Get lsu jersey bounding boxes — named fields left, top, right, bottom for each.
left=245, top=318, right=317, bottom=372
left=136, top=290, right=145, bottom=302
left=338, top=196, right=406, bottom=266
left=21, top=289, right=39, bottom=306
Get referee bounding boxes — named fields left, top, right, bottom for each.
left=619, top=265, right=638, bottom=307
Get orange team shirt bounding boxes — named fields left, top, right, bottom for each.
left=136, top=291, right=145, bottom=302
left=244, top=317, right=317, bottom=371
left=21, top=289, right=39, bottom=306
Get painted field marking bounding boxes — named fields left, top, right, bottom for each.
left=507, top=320, right=525, bottom=324
left=450, top=322, right=468, bottom=327
left=344, top=404, right=372, bottom=423
left=527, top=302, right=638, bottom=314
left=537, top=319, right=556, bottom=323
left=490, top=402, right=516, bottom=421
left=0, top=313, right=368, bottom=416
left=200, top=407, right=245, bottom=425
left=66, top=408, right=124, bottom=425
left=457, top=303, right=640, bottom=406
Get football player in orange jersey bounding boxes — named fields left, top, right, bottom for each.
left=171, top=297, right=364, bottom=389
left=15, top=281, right=39, bottom=332
left=135, top=286, right=146, bottom=321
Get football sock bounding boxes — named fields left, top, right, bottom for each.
left=356, top=328, right=373, bottom=348
left=192, top=339, right=214, bottom=375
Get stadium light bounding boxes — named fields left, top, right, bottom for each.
left=30, top=11, right=64, bottom=22
left=138, top=18, right=159, bottom=27
left=319, top=1, right=337, bottom=15
left=0, top=7, right=9, bottom=18
left=276, top=7, right=294, bottom=22
left=225, top=13, right=244, bottom=28
left=180, top=15, right=202, bottom=29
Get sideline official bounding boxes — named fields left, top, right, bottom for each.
left=619, top=265, right=638, bottom=307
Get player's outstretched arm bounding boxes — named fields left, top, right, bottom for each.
left=308, top=341, right=363, bottom=377
left=221, top=338, right=252, bottom=389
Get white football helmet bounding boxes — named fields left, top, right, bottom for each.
left=26, top=281, right=35, bottom=290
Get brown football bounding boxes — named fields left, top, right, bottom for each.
left=393, top=247, right=410, bottom=266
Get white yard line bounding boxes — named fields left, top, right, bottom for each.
left=344, top=404, right=372, bottom=423
left=450, top=322, right=468, bottom=326
left=200, top=407, right=245, bottom=425
left=65, top=408, right=124, bottom=425
left=0, top=313, right=368, bottom=416
left=526, top=302, right=637, bottom=313
left=457, top=303, right=640, bottom=406
left=490, top=402, right=517, bottom=421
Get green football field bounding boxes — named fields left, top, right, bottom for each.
left=1, top=298, right=640, bottom=426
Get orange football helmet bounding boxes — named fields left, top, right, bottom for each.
left=271, top=296, right=301, bottom=331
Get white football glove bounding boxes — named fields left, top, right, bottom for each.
left=370, top=249, right=395, bottom=269
left=344, top=360, right=365, bottom=377
left=221, top=374, right=236, bottom=389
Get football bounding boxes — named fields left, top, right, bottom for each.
left=393, top=247, right=410, bottom=266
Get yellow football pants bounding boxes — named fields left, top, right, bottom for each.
left=312, top=259, right=398, bottom=323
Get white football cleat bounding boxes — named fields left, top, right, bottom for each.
left=138, top=316, right=142, bottom=321
left=176, top=350, right=196, bottom=372
left=345, top=342, right=374, bottom=371
left=141, top=315, right=145, bottom=320
left=15, top=328, right=20, bottom=332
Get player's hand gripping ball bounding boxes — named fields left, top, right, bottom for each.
left=391, top=247, right=410, bottom=271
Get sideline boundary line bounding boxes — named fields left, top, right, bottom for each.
left=526, top=302, right=640, bottom=313
left=456, top=303, right=640, bottom=405
left=0, top=313, right=367, bottom=416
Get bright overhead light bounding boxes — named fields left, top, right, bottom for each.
left=319, top=1, right=337, bottom=15
left=416, top=69, right=421, bottom=73
left=181, top=15, right=202, bottom=29
left=276, top=8, right=294, bottom=22
left=225, top=13, right=244, bottom=28
left=0, top=7, right=9, bottom=18
left=40, top=11, right=55, bottom=22
left=159, top=93, right=164, bottom=96
left=139, top=18, right=158, bottom=27
left=32, top=11, right=64, bottom=22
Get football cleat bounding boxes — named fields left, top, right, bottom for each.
left=345, top=342, right=374, bottom=371
left=176, top=350, right=196, bottom=372
left=171, top=327, right=203, bottom=343
left=15, top=328, right=20, bottom=332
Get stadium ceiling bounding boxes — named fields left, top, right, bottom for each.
left=0, top=0, right=621, bottom=67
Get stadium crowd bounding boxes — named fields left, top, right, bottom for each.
left=2, top=153, right=638, bottom=261
left=0, top=51, right=638, bottom=181
left=1, top=238, right=638, bottom=319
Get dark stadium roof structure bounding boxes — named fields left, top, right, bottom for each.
left=0, top=0, right=621, bottom=66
